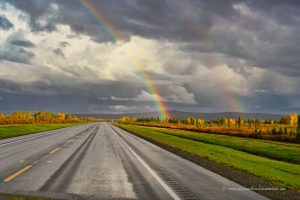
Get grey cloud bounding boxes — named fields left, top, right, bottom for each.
left=10, top=39, right=35, bottom=48
left=0, top=76, right=150, bottom=113
left=0, top=15, right=13, bottom=30
left=3, top=0, right=57, bottom=32
left=0, top=48, right=35, bottom=64
left=3, top=0, right=234, bottom=42
left=208, top=6, right=300, bottom=76
left=5, top=0, right=300, bottom=77
left=59, top=41, right=71, bottom=48
left=1, top=0, right=300, bottom=114
left=0, top=33, right=36, bottom=64
left=53, top=48, right=64, bottom=57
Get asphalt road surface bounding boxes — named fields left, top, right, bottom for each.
left=0, top=122, right=269, bottom=200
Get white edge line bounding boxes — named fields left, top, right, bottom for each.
left=115, top=127, right=181, bottom=200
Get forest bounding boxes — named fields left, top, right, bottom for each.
left=120, top=113, right=300, bottom=142
left=0, top=111, right=97, bottom=124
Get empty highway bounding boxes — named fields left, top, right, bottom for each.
left=0, top=123, right=268, bottom=200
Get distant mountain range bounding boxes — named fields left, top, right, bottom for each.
left=76, top=110, right=283, bottom=120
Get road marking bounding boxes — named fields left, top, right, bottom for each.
left=116, top=133, right=181, bottom=200
left=19, top=160, right=25, bottom=163
left=50, top=147, right=60, bottom=154
left=47, top=160, right=52, bottom=163
left=68, top=139, right=74, bottom=143
left=4, top=165, right=32, bottom=182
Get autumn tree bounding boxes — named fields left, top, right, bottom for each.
left=280, top=113, right=298, bottom=126
left=0, top=113, right=6, bottom=125
left=120, top=116, right=131, bottom=123
left=222, top=117, right=229, bottom=127
left=237, top=116, right=242, bottom=127
left=65, top=114, right=78, bottom=122
left=33, top=111, right=55, bottom=123
left=228, top=118, right=236, bottom=127
left=56, top=112, right=66, bottom=122
left=186, top=117, right=191, bottom=124
left=297, top=115, right=300, bottom=139
left=197, top=119, right=205, bottom=127
left=11, top=112, right=34, bottom=124
left=290, top=113, right=298, bottom=126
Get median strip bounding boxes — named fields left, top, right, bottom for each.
left=4, top=165, right=32, bottom=182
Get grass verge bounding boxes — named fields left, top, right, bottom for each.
left=0, top=123, right=79, bottom=140
left=116, top=123, right=300, bottom=190
left=136, top=125, right=300, bottom=164
left=0, top=193, right=64, bottom=200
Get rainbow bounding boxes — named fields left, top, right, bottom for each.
left=178, top=0, right=244, bottom=113
left=79, top=0, right=170, bottom=119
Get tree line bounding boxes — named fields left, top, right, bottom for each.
left=121, top=113, right=299, bottom=127
left=0, top=111, right=97, bottom=125
left=120, top=113, right=300, bottom=142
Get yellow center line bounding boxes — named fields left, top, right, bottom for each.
left=4, top=165, right=32, bottom=182
left=50, top=147, right=60, bottom=154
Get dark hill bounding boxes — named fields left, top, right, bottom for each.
left=76, top=110, right=282, bottom=120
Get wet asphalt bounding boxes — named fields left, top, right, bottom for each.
left=0, top=122, right=269, bottom=200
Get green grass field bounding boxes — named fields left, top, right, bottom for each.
left=116, top=123, right=300, bottom=190
left=0, top=193, right=63, bottom=200
left=0, top=124, right=78, bottom=140
left=136, top=125, right=300, bottom=164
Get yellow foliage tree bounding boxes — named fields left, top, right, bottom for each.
left=120, top=116, right=131, bottom=123
left=290, top=113, right=298, bottom=126
left=57, top=112, right=66, bottom=122
left=198, top=119, right=205, bottom=127
left=228, top=118, right=236, bottom=127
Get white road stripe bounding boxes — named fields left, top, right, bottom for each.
left=115, top=127, right=182, bottom=200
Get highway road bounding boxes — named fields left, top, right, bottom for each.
left=0, top=122, right=269, bottom=200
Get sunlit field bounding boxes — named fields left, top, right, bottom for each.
left=0, top=123, right=77, bottom=140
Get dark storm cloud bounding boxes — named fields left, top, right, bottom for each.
left=0, top=75, right=143, bottom=99
left=241, top=93, right=300, bottom=113
left=0, top=47, right=35, bottom=64
left=10, top=39, right=35, bottom=48
left=0, top=77, right=151, bottom=113
left=209, top=1, right=300, bottom=76
left=4, top=0, right=300, bottom=76
left=1, top=0, right=300, bottom=113
left=0, top=15, right=13, bottom=30
left=3, top=0, right=236, bottom=42
left=2, top=0, right=297, bottom=42
left=3, top=0, right=57, bottom=32
left=0, top=33, right=36, bottom=64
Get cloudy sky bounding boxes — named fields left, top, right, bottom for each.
left=0, top=0, right=299, bottom=114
